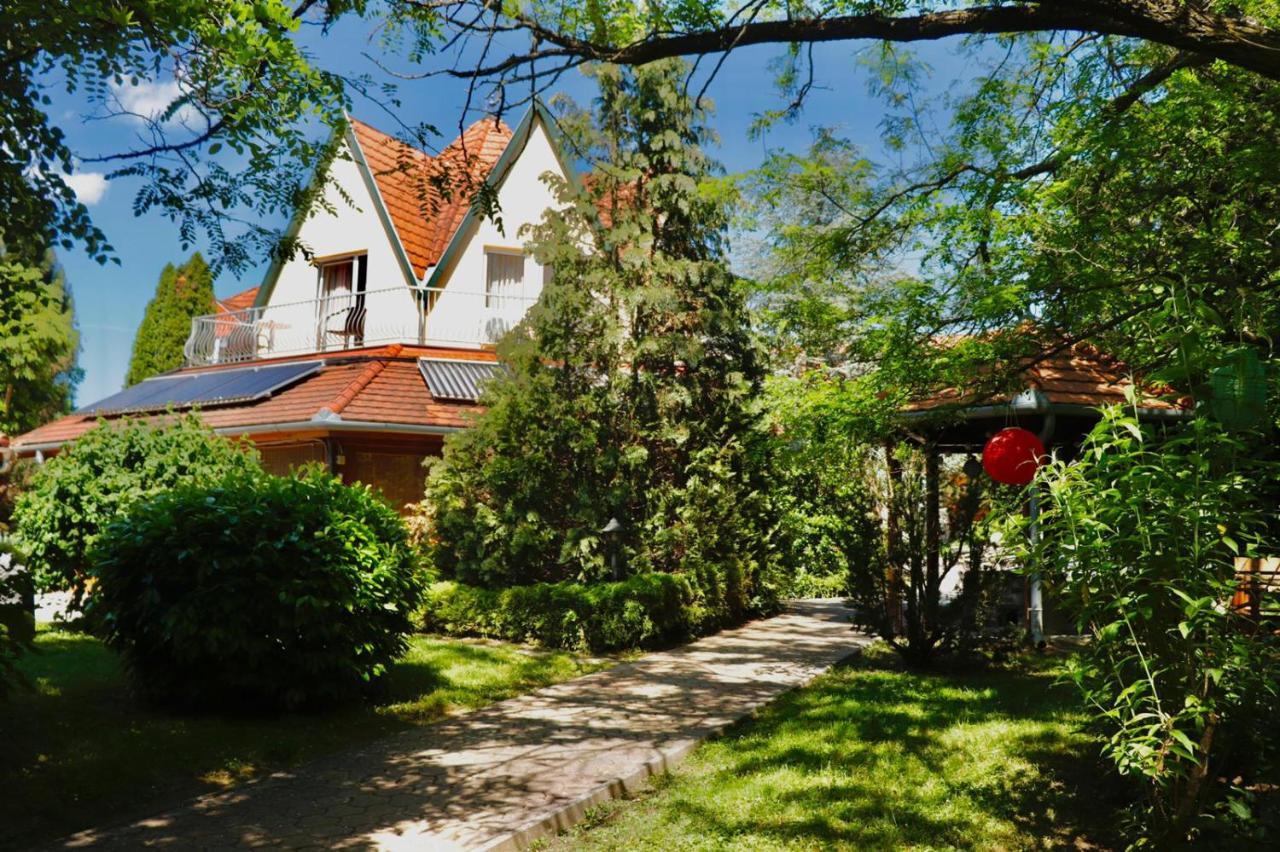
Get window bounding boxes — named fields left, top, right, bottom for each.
left=318, top=257, right=354, bottom=312
left=316, top=254, right=367, bottom=349
left=485, top=248, right=524, bottom=308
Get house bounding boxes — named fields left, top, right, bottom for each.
left=9, top=102, right=574, bottom=510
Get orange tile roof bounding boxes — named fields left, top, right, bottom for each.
left=349, top=116, right=513, bottom=279
left=12, top=345, right=493, bottom=451
left=210, top=286, right=261, bottom=339
left=906, top=341, right=1190, bottom=414
left=216, top=286, right=259, bottom=313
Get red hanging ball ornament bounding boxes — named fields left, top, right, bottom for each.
left=982, top=427, right=1045, bottom=486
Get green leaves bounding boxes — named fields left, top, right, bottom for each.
left=421, top=574, right=696, bottom=651
left=422, top=61, right=782, bottom=628
left=13, top=414, right=259, bottom=596
left=0, top=250, right=81, bottom=436
left=1032, top=412, right=1279, bottom=841
left=88, top=465, right=423, bottom=709
left=3, top=1, right=379, bottom=271
left=125, top=253, right=215, bottom=385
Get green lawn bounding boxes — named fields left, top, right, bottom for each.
left=2, top=627, right=610, bottom=849
left=550, top=649, right=1123, bottom=851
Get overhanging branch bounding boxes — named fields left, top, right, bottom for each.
left=466, top=2, right=1280, bottom=82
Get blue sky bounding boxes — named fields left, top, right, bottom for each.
left=48, top=18, right=982, bottom=406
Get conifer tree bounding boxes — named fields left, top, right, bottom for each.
left=126, top=254, right=215, bottom=385
left=425, top=61, right=783, bottom=627
left=0, top=248, right=81, bottom=436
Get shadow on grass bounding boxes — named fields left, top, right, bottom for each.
left=568, top=655, right=1125, bottom=850
left=0, top=630, right=601, bottom=851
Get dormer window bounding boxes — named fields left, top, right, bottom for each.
left=485, top=247, right=525, bottom=308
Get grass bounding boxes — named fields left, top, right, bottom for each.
left=551, top=647, right=1123, bottom=851
left=2, top=626, right=611, bottom=849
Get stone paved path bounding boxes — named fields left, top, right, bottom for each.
left=59, top=600, right=869, bottom=851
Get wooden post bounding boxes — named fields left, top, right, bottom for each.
left=884, top=441, right=903, bottom=636
left=925, top=446, right=941, bottom=632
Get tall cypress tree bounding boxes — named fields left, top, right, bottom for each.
left=126, top=253, right=215, bottom=385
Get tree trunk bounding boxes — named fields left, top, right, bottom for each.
left=884, top=441, right=904, bottom=638
left=925, top=446, right=941, bottom=635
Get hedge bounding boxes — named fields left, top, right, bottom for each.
left=420, top=573, right=704, bottom=652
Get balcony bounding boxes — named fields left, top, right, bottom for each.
left=184, top=285, right=537, bottom=367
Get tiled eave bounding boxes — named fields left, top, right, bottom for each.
left=10, top=345, right=494, bottom=455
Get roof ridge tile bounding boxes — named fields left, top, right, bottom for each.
left=326, top=343, right=404, bottom=415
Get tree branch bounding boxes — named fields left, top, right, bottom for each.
left=483, top=2, right=1280, bottom=82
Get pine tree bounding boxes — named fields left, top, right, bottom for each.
left=126, top=253, right=215, bottom=385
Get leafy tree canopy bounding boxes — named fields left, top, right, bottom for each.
left=13, top=414, right=260, bottom=598
left=126, top=253, right=215, bottom=385
left=2, top=1, right=371, bottom=270
left=16, top=2, right=1280, bottom=277
left=737, top=37, right=1279, bottom=422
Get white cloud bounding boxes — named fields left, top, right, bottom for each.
left=110, top=78, right=197, bottom=125
left=64, top=171, right=109, bottom=205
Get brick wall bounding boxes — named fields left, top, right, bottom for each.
left=342, top=449, right=431, bottom=513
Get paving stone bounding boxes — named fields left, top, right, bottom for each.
left=53, top=600, right=868, bottom=850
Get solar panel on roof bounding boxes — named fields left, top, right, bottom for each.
left=77, top=361, right=322, bottom=416
left=418, top=358, right=502, bottom=403
left=197, top=362, right=323, bottom=404
left=73, top=374, right=189, bottom=415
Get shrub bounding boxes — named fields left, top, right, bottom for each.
left=420, top=573, right=697, bottom=652
left=0, top=541, right=34, bottom=699
left=89, top=467, right=424, bottom=709
left=14, top=414, right=259, bottom=597
left=1032, top=410, right=1280, bottom=843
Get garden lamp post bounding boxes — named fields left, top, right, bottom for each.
left=601, top=517, right=624, bottom=580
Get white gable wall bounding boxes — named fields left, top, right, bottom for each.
left=259, top=141, right=418, bottom=357
left=422, top=119, right=565, bottom=347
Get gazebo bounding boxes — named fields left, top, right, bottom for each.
left=896, top=341, right=1191, bottom=641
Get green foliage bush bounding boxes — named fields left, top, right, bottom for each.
left=0, top=540, right=34, bottom=699
left=762, top=376, right=885, bottom=601
left=1032, top=410, right=1279, bottom=843
left=420, top=573, right=697, bottom=652
left=422, top=62, right=785, bottom=636
left=89, top=468, right=424, bottom=709
left=14, top=414, right=259, bottom=596
left=0, top=248, right=81, bottom=437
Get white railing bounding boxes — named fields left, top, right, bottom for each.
left=183, top=285, right=538, bottom=366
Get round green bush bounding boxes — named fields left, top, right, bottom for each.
left=14, top=414, right=261, bottom=596
left=89, top=468, right=424, bottom=709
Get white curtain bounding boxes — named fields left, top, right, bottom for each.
left=320, top=260, right=353, bottom=305
left=485, top=251, right=524, bottom=308
left=317, top=260, right=354, bottom=348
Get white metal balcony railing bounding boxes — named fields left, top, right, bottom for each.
left=183, top=285, right=538, bottom=367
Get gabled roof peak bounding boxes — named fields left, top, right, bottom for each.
left=347, top=114, right=515, bottom=278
